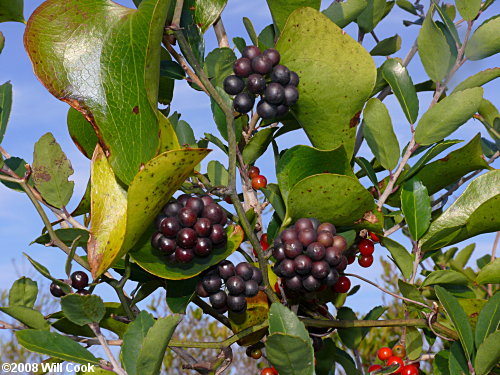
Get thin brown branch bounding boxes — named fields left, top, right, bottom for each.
left=213, top=17, right=229, bottom=48
left=89, top=323, right=127, bottom=375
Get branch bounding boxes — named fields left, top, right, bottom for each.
left=89, top=323, right=127, bottom=375
left=213, top=18, right=229, bottom=48
left=171, top=0, right=184, bottom=29
left=193, top=296, right=232, bottom=328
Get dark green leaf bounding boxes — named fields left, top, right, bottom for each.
left=481, top=137, right=498, bottom=158
left=475, top=330, right=500, bottom=375
left=265, top=0, right=321, bottom=32
left=476, top=258, right=500, bottom=285
left=136, top=315, right=182, bottom=375
left=210, top=89, right=244, bottom=142
left=396, top=0, right=418, bottom=15
left=465, top=15, right=500, bottom=60
left=363, top=98, right=400, bottom=170
left=322, top=0, right=368, bottom=28
left=60, top=294, right=106, bottom=326
left=71, top=179, right=91, bottom=217
left=356, top=0, right=387, bottom=32
left=207, top=160, right=228, bottom=186
left=266, top=333, right=315, bottom=375
left=381, top=238, right=414, bottom=280
left=406, top=326, right=423, bottom=360
left=242, top=17, right=258, bottom=46
left=434, top=285, right=474, bottom=359
left=401, top=178, right=431, bottom=240
left=475, top=292, right=500, bottom=347
left=457, top=298, right=487, bottom=329
left=204, top=132, right=228, bottom=154
left=275, top=7, right=376, bottom=156
left=456, top=0, right=481, bottom=21
left=268, top=303, right=310, bottom=341
left=337, top=307, right=361, bottom=349
left=0, top=157, right=31, bottom=191
left=0, top=81, right=12, bottom=144
left=205, top=47, right=236, bottom=88
left=422, top=270, right=469, bottom=287
left=432, top=0, right=460, bottom=46
left=398, top=279, right=429, bottom=309
left=452, top=68, right=500, bottom=94
left=433, top=350, right=451, bottom=375
left=361, top=306, right=387, bottom=339
left=370, top=34, right=402, bottom=56
left=160, top=60, right=185, bottom=80
left=16, top=330, right=99, bottom=365
left=67, top=108, right=98, bottom=159
left=449, top=341, right=470, bottom=375
left=454, top=243, right=475, bottom=268
left=122, top=311, right=155, bottom=375
left=9, top=277, right=38, bottom=308
left=258, top=24, right=276, bottom=50
left=181, top=2, right=205, bottom=66
left=32, top=228, right=89, bottom=249
left=381, top=59, right=419, bottom=124
left=23, top=253, right=72, bottom=294
left=131, top=280, right=163, bottom=305
left=0, top=306, right=49, bottom=330
left=173, top=120, right=196, bottom=147
left=261, top=183, right=286, bottom=221
left=190, top=0, right=227, bottom=33
left=314, top=338, right=336, bottom=375
left=417, top=6, right=452, bottom=82
left=0, top=0, right=24, bottom=23
left=233, top=37, right=246, bottom=53
left=242, top=128, right=276, bottom=165
left=332, top=346, right=362, bottom=375
left=166, top=277, right=199, bottom=313
left=355, top=157, right=379, bottom=187
left=51, top=317, right=95, bottom=338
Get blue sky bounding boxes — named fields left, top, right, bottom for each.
left=0, top=0, right=499, bottom=319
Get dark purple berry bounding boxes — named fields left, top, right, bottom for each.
left=263, top=48, right=280, bottom=66
left=236, top=262, right=253, bottom=281
left=336, top=255, right=348, bottom=272
left=247, top=73, right=266, bottom=94
left=317, top=222, right=336, bottom=234
left=306, top=242, right=326, bottom=261
left=219, top=210, right=228, bottom=225
left=303, top=275, right=321, bottom=292
left=251, top=55, right=272, bottom=74
left=298, top=229, right=317, bottom=247
left=226, top=275, right=245, bottom=295
left=324, top=246, right=342, bottom=267
left=196, top=281, right=210, bottom=297
left=202, top=274, right=222, bottom=293
left=294, top=255, right=312, bottom=275
left=179, top=207, right=197, bottom=227
left=233, top=92, right=255, bottom=113
left=203, top=203, right=223, bottom=224
left=311, top=261, right=330, bottom=279
left=273, top=243, right=286, bottom=261
left=218, top=260, right=235, bottom=280
left=283, top=85, right=299, bottom=106
left=50, top=281, right=66, bottom=298
left=210, top=224, right=227, bottom=245
left=175, top=247, right=194, bottom=263
left=310, top=218, right=321, bottom=231
left=177, top=194, right=191, bottom=206
left=214, top=305, right=228, bottom=314
left=325, top=268, right=339, bottom=286
left=200, top=195, right=214, bottom=206
left=233, top=57, right=253, bottom=77
left=244, top=280, right=259, bottom=297
left=276, top=104, right=289, bottom=117
left=151, top=231, right=164, bottom=249
left=317, top=231, right=334, bottom=247
left=332, top=235, right=348, bottom=252
left=242, top=45, right=261, bottom=60
left=251, top=267, right=263, bottom=285
left=280, top=258, right=296, bottom=278
left=295, top=218, right=314, bottom=231
left=70, top=272, right=89, bottom=289
left=289, top=71, right=300, bottom=86
left=76, top=289, right=90, bottom=296
left=227, top=295, right=247, bottom=313
left=223, top=75, right=245, bottom=95
left=160, top=217, right=181, bottom=237
left=185, top=197, right=204, bottom=216
left=177, top=228, right=197, bottom=248
left=159, top=237, right=176, bottom=255
left=163, top=200, right=182, bottom=216
left=210, top=290, right=228, bottom=309
left=285, top=275, right=303, bottom=291
left=270, top=65, right=290, bottom=85
left=284, top=239, right=303, bottom=259
left=281, top=228, right=298, bottom=242
left=155, top=215, right=166, bottom=229
left=194, top=217, right=212, bottom=237
left=264, top=83, right=285, bottom=105
left=257, top=100, right=277, bottom=119
left=194, top=237, right=212, bottom=257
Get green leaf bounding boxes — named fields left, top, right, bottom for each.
left=398, top=279, right=429, bottom=309
left=190, top=0, right=227, bottom=33
left=0, top=81, right=12, bottom=144
left=0, top=306, right=49, bottom=330
left=465, top=15, right=500, bottom=60
left=401, top=178, right=431, bottom=240
left=180, top=1, right=205, bottom=66
left=16, top=330, right=99, bottom=365
left=417, top=7, right=452, bottom=82
left=453, top=243, right=475, bottom=268
left=432, top=1, right=460, bottom=46
left=475, top=330, right=500, bottom=375
left=121, top=311, right=155, bottom=375
left=67, top=108, right=98, bottom=159
left=233, top=37, right=246, bottom=53
left=314, top=338, right=336, bottom=375
left=32, top=133, right=74, bottom=208
left=25, top=0, right=175, bottom=185
left=355, top=157, right=379, bottom=187
left=449, top=341, right=469, bottom=375
left=266, top=333, right=315, bottom=375
left=406, top=326, right=423, bottom=360
left=452, top=68, right=500, bottom=94
left=458, top=298, right=487, bottom=329
left=419, top=170, right=500, bottom=250
left=131, top=225, right=244, bottom=280
left=337, top=307, right=362, bottom=349
left=71, top=179, right=91, bottom=217
left=60, top=294, right=106, bottom=326
left=0, top=32, right=4, bottom=53
left=381, top=59, right=419, bottom=124
left=0, top=157, right=30, bottom=191
left=243, top=128, right=277, bottom=165
left=205, top=47, right=236, bottom=88
left=0, top=0, right=24, bottom=23
left=380, top=238, right=413, bottom=279
left=332, top=346, right=362, bottom=375
left=356, top=0, right=386, bottom=33
left=166, top=277, right=199, bottom=313
left=9, top=277, right=38, bottom=308
left=88, top=146, right=209, bottom=278
left=415, top=87, right=483, bottom=145
left=160, top=60, right=185, bottom=80
left=261, top=183, right=286, bottom=221
left=433, top=350, right=451, bottom=375
left=322, top=0, right=368, bottom=28
left=422, top=270, right=469, bottom=287
left=207, top=160, right=229, bottom=186
left=276, top=7, right=376, bottom=156
left=243, top=17, right=258, bottom=45
left=434, top=285, right=474, bottom=359
left=396, top=0, right=418, bottom=15
left=23, top=253, right=72, bottom=294
left=32, top=228, right=89, bottom=249
left=476, top=258, right=500, bottom=285
left=361, top=306, right=386, bottom=339
left=277, top=145, right=354, bottom=202
left=475, top=292, right=500, bottom=347
left=456, top=0, right=481, bottom=21
left=266, top=0, right=320, bottom=32
left=210, top=89, right=245, bottom=142
left=363, top=98, right=400, bottom=170
left=370, top=34, right=402, bottom=56
left=268, top=303, right=310, bottom=342
left=171, top=120, right=195, bottom=148
left=285, top=174, right=376, bottom=228
left=136, top=315, right=182, bottom=375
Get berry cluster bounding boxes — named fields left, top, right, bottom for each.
left=151, top=194, right=228, bottom=263
left=260, top=367, right=279, bottom=375
left=272, top=218, right=350, bottom=294
left=223, top=45, right=299, bottom=119
left=195, top=260, right=263, bottom=314
left=49, top=271, right=90, bottom=297
left=368, top=345, right=419, bottom=374
left=248, top=166, right=267, bottom=190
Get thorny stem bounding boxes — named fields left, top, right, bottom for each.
left=89, top=323, right=127, bottom=375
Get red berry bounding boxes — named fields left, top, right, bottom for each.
left=347, top=255, right=355, bottom=264
left=358, top=254, right=374, bottom=268
left=260, top=234, right=269, bottom=251
left=369, top=231, right=380, bottom=242
left=377, top=347, right=393, bottom=361
left=252, top=175, right=267, bottom=189
left=368, top=364, right=382, bottom=373
left=358, top=238, right=375, bottom=255
left=248, top=166, right=260, bottom=179
left=333, top=276, right=351, bottom=293
left=401, top=365, right=419, bottom=375
left=261, top=368, right=276, bottom=375
left=224, top=195, right=233, bottom=204
left=274, top=281, right=281, bottom=294
left=386, top=356, right=404, bottom=374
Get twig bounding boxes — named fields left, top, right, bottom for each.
left=384, top=220, right=406, bottom=236
left=370, top=31, right=380, bottom=43
left=171, top=347, right=210, bottom=375
left=213, top=17, right=229, bottom=48
left=89, top=323, right=127, bottom=375
left=193, top=296, right=232, bottom=328
left=171, top=0, right=184, bottom=29
left=0, top=145, right=11, bottom=159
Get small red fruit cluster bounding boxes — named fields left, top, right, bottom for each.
left=261, top=367, right=278, bottom=375
left=50, top=271, right=90, bottom=297
left=249, top=166, right=267, bottom=190
left=355, top=231, right=380, bottom=268
left=368, top=345, right=419, bottom=374
left=151, top=194, right=228, bottom=263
